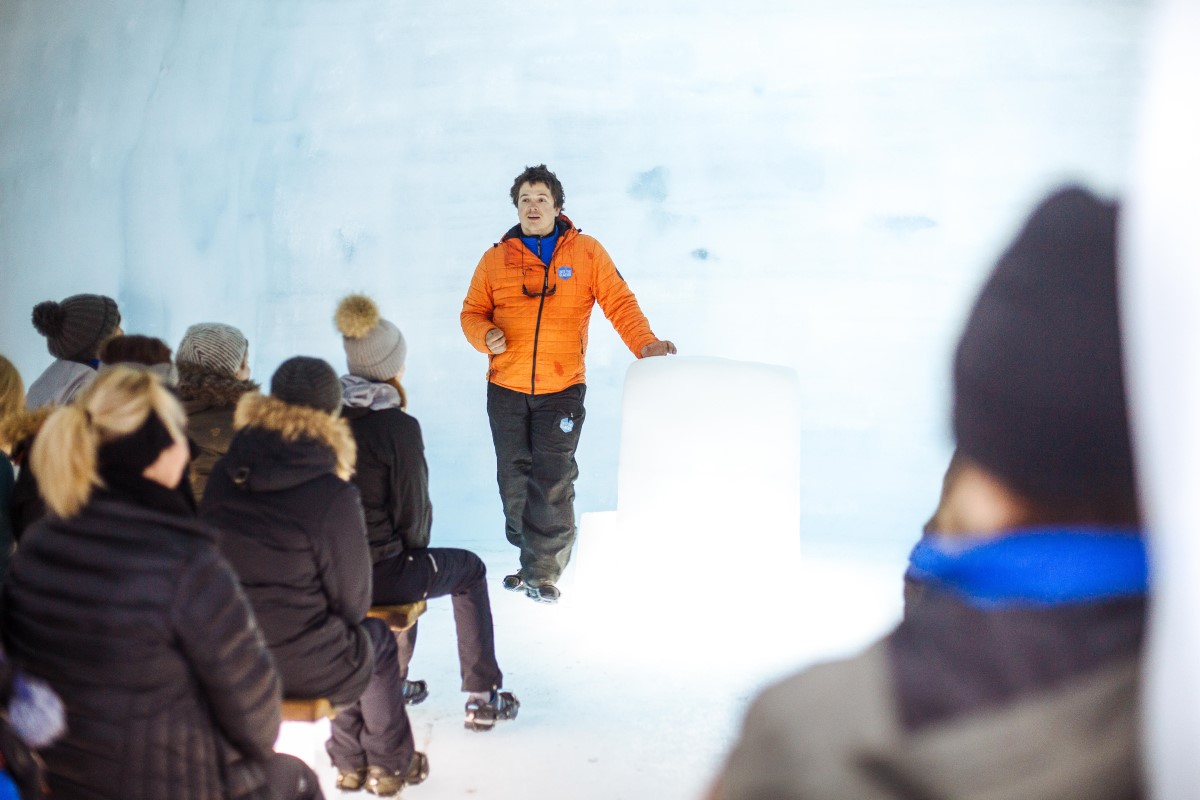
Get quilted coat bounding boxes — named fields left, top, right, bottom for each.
left=2, top=495, right=281, bottom=800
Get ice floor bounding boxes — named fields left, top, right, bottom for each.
left=276, top=541, right=907, bottom=800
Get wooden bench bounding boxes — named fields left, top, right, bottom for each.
left=278, top=603, right=426, bottom=723
left=367, top=600, right=427, bottom=632
left=280, top=697, right=335, bottom=722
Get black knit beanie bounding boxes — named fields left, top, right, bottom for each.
left=270, top=356, right=342, bottom=414
left=31, top=294, right=121, bottom=361
left=953, top=186, right=1135, bottom=507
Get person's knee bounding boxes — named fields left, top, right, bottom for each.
left=364, top=616, right=396, bottom=659
left=265, top=753, right=322, bottom=800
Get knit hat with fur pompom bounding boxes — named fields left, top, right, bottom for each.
left=31, top=294, right=120, bottom=361
left=335, top=294, right=406, bottom=382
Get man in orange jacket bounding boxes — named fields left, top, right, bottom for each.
left=461, top=164, right=676, bottom=603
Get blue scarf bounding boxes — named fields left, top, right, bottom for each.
left=520, top=225, right=560, bottom=266
left=906, top=527, right=1148, bottom=609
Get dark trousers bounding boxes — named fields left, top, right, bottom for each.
left=486, top=382, right=586, bottom=585
left=326, top=618, right=413, bottom=773
left=372, top=547, right=503, bottom=692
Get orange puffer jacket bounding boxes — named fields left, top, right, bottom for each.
left=461, top=217, right=658, bottom=395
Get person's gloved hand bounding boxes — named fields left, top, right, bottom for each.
left=640, top=340, right=677, bottom=358
left=485, top=328, right=507, bottom=354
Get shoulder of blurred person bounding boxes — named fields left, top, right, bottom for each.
left=716, top=628, right=1141, bottom=800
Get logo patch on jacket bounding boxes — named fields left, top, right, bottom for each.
left=557, top=266, right=573, bottom=280
left=559, top=416, right=575, bottom=433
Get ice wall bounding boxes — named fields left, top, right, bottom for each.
left=0, top=0, right=1150, bottom=554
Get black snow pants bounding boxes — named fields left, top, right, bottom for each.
left=372, top=547, right=503, bottom=692
left=486, top=382, right=586, bottom=585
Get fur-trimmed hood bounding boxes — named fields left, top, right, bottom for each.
left=177, top=364, right=259, bottom=410
left=228, top=392, right=356, bottom=486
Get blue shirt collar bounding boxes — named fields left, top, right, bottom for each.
left=520, top=223, right=561, bottom=266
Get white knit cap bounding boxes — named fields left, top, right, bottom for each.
left=176, top=323, right=248, bottom=377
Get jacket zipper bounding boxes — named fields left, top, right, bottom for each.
left=529, top=236, right=550, bottom=394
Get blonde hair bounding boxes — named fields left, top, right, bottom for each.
left=32, top=365, right=187, bottom=518
left=0, top=355, right=24, bottom=423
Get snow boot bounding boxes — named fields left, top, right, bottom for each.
left=402, top=679, right=428, bottom=705
left=526, top=582, right=560, bottom=604
left=336, top=767, right=367, bottom=791
left=364, top=752, right=429, bottom=796
left=464, top=690, right=520, bottom=732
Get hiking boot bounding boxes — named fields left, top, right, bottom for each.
left=502, top=573, right=526, bottom=592
left=464, top=690, right=520, bottom=732
left=526, top=582, right=560, bottom=604
left=364, top=752, right=429, bottom=796
left=336, top=767, right=368, bottom=791
left=402, top=678, right=428, bottom=706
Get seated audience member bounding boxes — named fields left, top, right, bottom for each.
left=0, top=356, right=24, bottom=578
left=335, top=295, right=519, bottom=731
left=98, top=333, right=179, bottom=386
left=201, top=357, right=428, bottom=797
left=1, top=392, right=50, bottom=546
left=175, top=322, right=257, bottom=502
left=708, top=188, right=1147, bottom=800
left=15, top=294, right=123, bottom=536
left=26, top=293, right=121, bottom=409
left=1, top=366, right=320, bottom=800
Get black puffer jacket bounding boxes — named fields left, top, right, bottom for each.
left=200, top=393, right=374, bottom=705
left=178, top=365, right=259, bottom=502
left=342, top=405, right=432, bottom=563
left=2, top=495, right=281, bottom=800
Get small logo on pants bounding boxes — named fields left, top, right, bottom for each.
left=560, top=417, right=574, bottom=433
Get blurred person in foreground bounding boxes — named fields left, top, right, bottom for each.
left=460, top=163, right=676, bottom=603
left=707, top=187, right=1147, bottom=800
left=1, top=366, right=320, bottom=800
left=201, top=357, right=427, bottom=797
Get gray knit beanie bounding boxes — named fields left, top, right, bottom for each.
left=31, top=294, right=120, bottom=361
left=334, top=295, right=406, bottom=381
left=270, top=356, right=342, bottom=414
left=177, top=323, right=248, bottom=377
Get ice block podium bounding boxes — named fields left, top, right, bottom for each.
left=572, top=356, right=801, bottom=646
